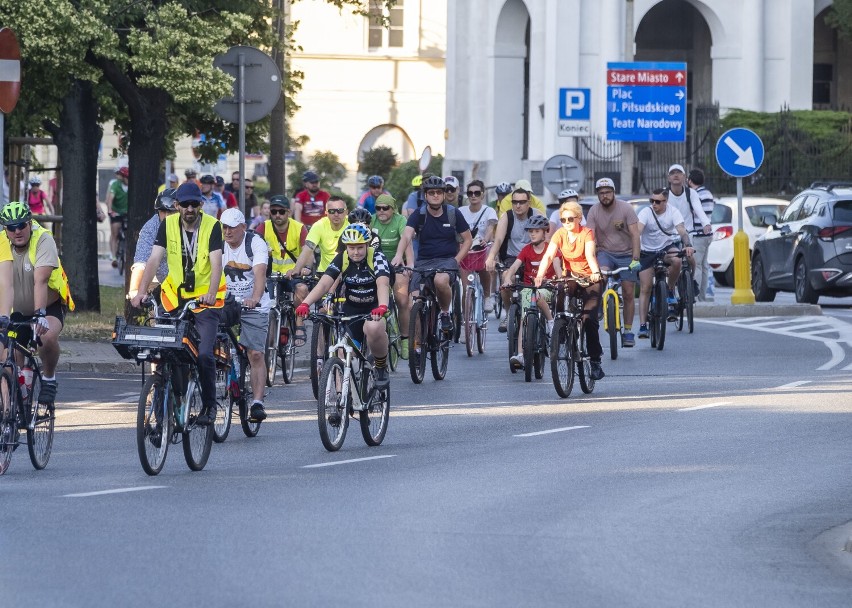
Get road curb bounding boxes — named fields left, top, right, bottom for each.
left=59, top=354, right=313, bottom=375
left=694, top=303, right=821, bottom=318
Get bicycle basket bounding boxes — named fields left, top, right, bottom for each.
left=112, top=316, right=200, bottom=363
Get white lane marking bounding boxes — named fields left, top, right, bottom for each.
left=678, top=401, right=733, bottom=412
left=514, top=425, right=589, bottom=438
left=399, top=401, right=516, bottom=410
left=63, top=486, right=167, bottom=498
left=303, top=455, right=396, bottom=468
left=776, top=380, right=812, bottom=389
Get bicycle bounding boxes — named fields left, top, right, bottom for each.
left=674, top=233, right=710, bottom=334
left=116, top=216, right=127, bottom=276
left=0, top=315, right=55, bottom=474
left=550, top=276, right=597, bottom=398
left=500, top=273, right=523, bottom=375
left=505, top=283, right=549, bottom=382
left=646, top=252, right=670, bottom=351
left=462, top=270, right=488, bottom=356
left=600, top=266, right=631, bottom=361
left=385, top=289, right=402, bottom=371
left=309, top=311, right=390, bottom=452
left=409, top=268, right=454, bottom=384
left=112, top=299, right=214, bottom=475
left=265, top=273, right=300, bottom=386
left=310, top=291, right=343, bottom=399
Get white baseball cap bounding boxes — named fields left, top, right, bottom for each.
left=444, top=176, right=460, bottom=189
left=515, top=179, right=533, bottom=192
left=220, top=208, right=246, bottom=227
left=595, top=177, right=615, bottom=191
left=668, top=164, right=685, bottom=175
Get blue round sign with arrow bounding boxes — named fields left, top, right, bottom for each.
left=715, top=128, right=765, bottom=178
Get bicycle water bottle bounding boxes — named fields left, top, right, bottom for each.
left=19, top=365, right=33, bottom=399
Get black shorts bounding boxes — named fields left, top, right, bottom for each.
left=110, top=213, right=127, bottom=225
left=341, top=306, right=376, bottom=346
left=639, top=245, right=681, bottom=272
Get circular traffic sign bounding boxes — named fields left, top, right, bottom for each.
left=715, top=128, right=765, bottom=178
left=0, top=28, right=22, bottom=114
left=213, top=46, right=282, bottom=124
left=541, top=154, right=584, bottom=196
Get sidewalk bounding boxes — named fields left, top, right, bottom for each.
left=694, top=286, right=821, bottom=318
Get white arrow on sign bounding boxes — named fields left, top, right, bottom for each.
left=675, top=90, right=684, bottom=100
left=723, top=135, right=756, bottom=168
left=676, top=72, right=684, bottom=82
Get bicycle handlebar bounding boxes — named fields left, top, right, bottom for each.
left=600, top=266, right=632, bottom=277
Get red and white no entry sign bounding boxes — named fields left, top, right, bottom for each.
left=0, top=28, right=21, bottom=114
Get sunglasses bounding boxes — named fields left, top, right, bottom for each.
left=466, top=190, right=482, bottom=197
left=178, top=201, right=201, bottom=209
left=375, top=205, right=392, bottom=211
left=445, top=187, right=457, bottom=193
left=270, top=208, right=289, bottom=215
left=245, top=186, right=254, bottom=190
left=327, top=208, right=347, bottom=215
left=426, top=189, right=444, bottom=196
left=511, top=199, right=528, bottom=205
left=561, top=217, right=577, bottom=223
left=650, top=198, right=665, bottom=205
left=370, top=185, right=383, bottom=189
left=5, top=222, right=28, bottom=232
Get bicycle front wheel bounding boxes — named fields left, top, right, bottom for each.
left=137, top=373, right=171, bottom=476
left=26, top=374, right=54, bottom=470
left=463, top=287, right=475, bottom=357
left=550, top=317, right=575, bottom=398
left=0, top=369, right=16, bottom=475
left=182, top=379, right=213, bottom=471
left=523, top=313, right=537, bottom=383
left=452, top=279, right=462, bottom=344
left=279, top=313, right=297, bottom=384
left=684, top=271, right=695, bottom=334
left=476, top=300, right=487, bottom=354
left=317, top=357, right=349, bottom=451
left=654, top=279, right=667, bottom=351
left=239, top=359, right=261, bottom=438
left=409, top=301, right=427, bottom=384
left=264, top=308, right=280, bottom=386
left=675, top=274, right=686, bottom=332
left=507, top=303, right=520, bottom=373
left=605, top=294, right=618, bottom=360
left=577, top=325, right=595, bottom=394
left=430, top=306, right=449, bottom=381
left=386, top=302, right=400, bottom=371
left=359, top=369, right=390, bottom=446
left=213, top=363, right=232, bottom=443
left=310, top=321, right=330, bottom=399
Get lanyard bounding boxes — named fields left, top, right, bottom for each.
left=181, top=227, right=199, bottom=270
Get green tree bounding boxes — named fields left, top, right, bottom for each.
left=385, top=154, right=443, bottom=205
left=287, top=150, right=347, bottom=194
left=358, top=145, right=398, bottom=186
left=827, top=0, right=852, bottom=40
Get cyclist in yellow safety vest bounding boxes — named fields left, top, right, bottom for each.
left=130, top=182, right=226, bottom=427
left=254, top=194, right=310, bottom=347
left=0, top=201, right=75, bottom=406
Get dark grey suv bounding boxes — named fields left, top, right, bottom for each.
left=751, top=182, right=852, bottom=303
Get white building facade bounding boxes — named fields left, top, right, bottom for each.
left=443, top=0, right=848, bottom=195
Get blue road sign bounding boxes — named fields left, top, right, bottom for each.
left=559, top=88, right=590, bottom=120
left=715, top=128, right=764, bottom=178
left=606, top=62, right=687, bottom=142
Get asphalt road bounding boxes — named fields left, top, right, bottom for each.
left=2, top=315, right=852, bottom=607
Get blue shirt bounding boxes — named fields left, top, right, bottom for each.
left=406, top=205, right=470, bottom=260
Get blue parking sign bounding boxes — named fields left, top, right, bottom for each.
left=559, top=88, right=590, bottom=120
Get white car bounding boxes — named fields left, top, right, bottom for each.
left=708, top=197, right=789, bottom=286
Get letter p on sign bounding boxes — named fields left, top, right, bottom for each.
left=559, top=88, right=590, bottom=121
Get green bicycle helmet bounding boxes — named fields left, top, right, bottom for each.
left=0, top=201, right=32, bottom=226
left=340, top=223, right=372, bottom=245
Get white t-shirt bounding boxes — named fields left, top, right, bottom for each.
left=666, top=187, right=709, bottom=232
left=223, top=232, right=272, bottom=312
left=459, top=204, right=497, bottom=243
left=637, top=205, right=684, bottom=251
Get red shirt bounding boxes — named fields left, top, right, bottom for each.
left=551, top=226, right=595, bottom=275
left=221, top=191, right=238, bottom=209
left=295, top=189, right=330, bottom=227
left=517, top=242, right=556, bottom=285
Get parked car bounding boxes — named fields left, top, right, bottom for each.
left=708, top=197, right=788, bottom=286
left=751, top=183, right=852, bottom=303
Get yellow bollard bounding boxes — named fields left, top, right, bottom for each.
left=730, top=230, right=756, bottom=304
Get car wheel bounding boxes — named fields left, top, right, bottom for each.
left=724, top=264, right=734, bottom=288
left=794, top=258, right=819, bottom=304
left=751, top=254, right=777, bottom=302
left=713, top=271, right=729, bottom=287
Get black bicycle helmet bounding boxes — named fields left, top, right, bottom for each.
left=155, top=188, right=178, bottom=211
left=348, top=207, right=373, bottom=225
left=422, top=175, right=445, bottom=190
left=525, top=215, right=550, bottom=231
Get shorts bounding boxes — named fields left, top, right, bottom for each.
left=520, top=287, right=552, bottom=311
left=597, top=251, right=638, bottom=282
left=238, top=309, right=269, bottom=353
left=411, top=258, right=459, bottom=291
left=640, top=244, right=681, bottom=272
left=110, top=213, right=127, bottom=225
left=460, top=245, right=490, bottom=272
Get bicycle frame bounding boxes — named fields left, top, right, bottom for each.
left=4, top=321, right=43, bottom=431
left=320, top=314, right=372, bottom=411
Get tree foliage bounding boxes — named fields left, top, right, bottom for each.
left=385, top=155, right=443, bottom=203
left=826, top=0, right=852, bottom=41
left=286, top=150, right=347, bottom=194
left=358, top=145, right=398, bottom=185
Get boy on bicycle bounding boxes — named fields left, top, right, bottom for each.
left=296, top=224, right=392, bottom=388
left=502, top=215, right=557, bottom=371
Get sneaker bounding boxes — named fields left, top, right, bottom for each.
left=249, top=401, right=267, bottom=422
left=374, top=366, right=390, bottom=389
left=196, top=406, right=216, bottom=426
left=483, top=296, right=495, bottom=313
left=638, top=324, right=649, bottom=339
left=509, top=353, right=524, bottom=370
left=39, top=379, right=58, bottom=404
left=667, top=289, right=677, bottom=305
left=589, top=361, right=605, bottom=380
left=622, top=332, right=635, bottom=347
left=399, top=338, right=409, bottom=360
left=440, top=313, right=453, bottom=335
left=498, top=316, right=508, bottom=333
left=667, top=305, right=677, bottom=322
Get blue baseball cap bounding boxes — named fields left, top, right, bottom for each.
left=176, top=182, right=203, bottom=203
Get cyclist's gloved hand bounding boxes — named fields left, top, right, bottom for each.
left=629, top=260, right=641, bottom=271
left=371, top=304, right=388, bottom=318
left=35, top=316, right=50, bottom=334
left=295, top=303, right=310, bottom=318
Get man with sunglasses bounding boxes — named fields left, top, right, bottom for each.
left=292, top=195, right=349, bottom=277
left=128, top=188, right=179, bottom=299
left=130, top=182, right=227, bottom=427
left=255, top=195, right=310, bottom=346
left=0, top=201, right=76, bottom=405
left=486, top=187, right=545, bottom=331
left=585, top=177, right=641, bottom=346
left=459, top=180, right=498, bottom=313
left=443, top=176, right=462, bottom=207
left=635, top=188, right=695, bottom=338
left=495, top=179, right=547, bottom=218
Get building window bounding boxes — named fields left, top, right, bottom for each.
left=813, top=63, right=833, bottom=107
left=368, top=0, right=403, bottom=49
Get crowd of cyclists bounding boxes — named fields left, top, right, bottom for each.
left=0, top=164, right=711, bottom=472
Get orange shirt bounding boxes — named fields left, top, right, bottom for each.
left=551, top=226, right=595, bottom=275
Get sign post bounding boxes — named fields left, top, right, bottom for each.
left=715, top=127, right=765, bottom=305
left=606, top=62, right=687, bottom=142
left=0, top=28, right=22, bottom=202
left=214, top=46, right=282, bottom=215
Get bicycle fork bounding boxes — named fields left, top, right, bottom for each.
left=602, top=288, right=621, bottom=333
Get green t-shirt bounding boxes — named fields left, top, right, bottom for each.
left=372, top=212, right=407, bottom=260
left=110, top=179, right=129, bottom=215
